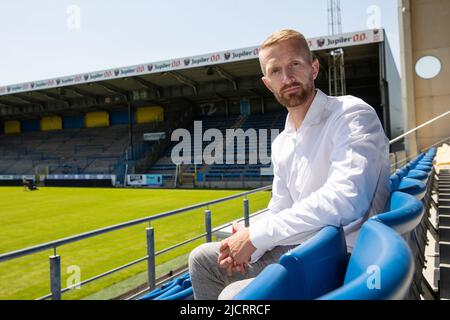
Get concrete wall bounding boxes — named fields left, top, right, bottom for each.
left=385, top=35, right=404, bottom=140
left=399, top=0, right=450, bottom=154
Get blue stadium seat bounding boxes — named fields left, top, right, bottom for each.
left=406, top=169, right=428, bottom=182
left=414, top=164, right=432, bottom=175
left=370, top=190, right=425, bottom=300
left=155, top=279, right=193, bottom=300
left=139, top=272, right=191, bottom=300
left=397, top=177, right=427, bottom=200
left=390, top=174, right=401, bottom=191
left=370, top=191, right=424, bottom=235
left=318, top=220, right=414, bottom=300
left=233, top=226, right=348, bottom=300
left=395, top=167, right=409, bottom=179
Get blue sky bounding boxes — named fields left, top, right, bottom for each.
left=0, top=0, right=400, bottom=86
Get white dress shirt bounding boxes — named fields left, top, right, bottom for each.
left=249, top=89, right=391, bottom=263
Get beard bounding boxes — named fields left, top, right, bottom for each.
left=274, top=81, right=314, bottom=109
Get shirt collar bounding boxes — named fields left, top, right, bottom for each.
left=284, top=89, right=328, bottom=137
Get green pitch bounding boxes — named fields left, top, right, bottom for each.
left=0, top=187, right=271, bottom=300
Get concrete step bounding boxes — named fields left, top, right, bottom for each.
left=440, top=215, right=450, bottom=226
left=440, top=207, right=450, bottom=215
left=440, top=227, right=450, bottom=242
left=440, top=265, right=450, bottom=299
left=440, top=242, right=450, bottom=265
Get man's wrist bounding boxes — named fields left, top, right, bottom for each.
left=248, top=221, right=269, bottom=252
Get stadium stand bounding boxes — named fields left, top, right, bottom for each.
left=137, top=147, right=441, bottom=300
left=1, top=109, right=284, bottom=188
left=146, top=111, right=287, bottom=187
left=0, top=124, right=141, bottom=175
left=0, top=107, right=191, bottom=186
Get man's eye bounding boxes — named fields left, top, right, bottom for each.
left=270, top=69, right=280, bottom=75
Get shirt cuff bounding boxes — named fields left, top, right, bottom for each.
left=248, top=218, right=272, bottom=253
left=250, top=247, right=267, bottom=263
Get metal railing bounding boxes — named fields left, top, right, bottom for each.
left=389, top=110, right=450, bottom=145
left=0, top=185, right=271, bottom=300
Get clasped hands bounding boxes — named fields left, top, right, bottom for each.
left=217, top=222, right=257, bottom=276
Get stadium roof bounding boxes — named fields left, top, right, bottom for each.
left=0, top=29, right=385, bottom=120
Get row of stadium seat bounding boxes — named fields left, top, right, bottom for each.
left=138, top=147, right=437, bottom=300
left=150, top=113, right=285, bottom=183
left=0, top=122, right=161, bottom=175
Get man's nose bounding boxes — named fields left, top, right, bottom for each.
left=281, top=69, right=295, bottom=85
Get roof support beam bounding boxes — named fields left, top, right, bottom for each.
left=248, top=88, right=263, bottom=97
left=65, top=87, right=98, bottom=99
left=210, top=66, right=238, bottom=90
left=132, top=77, right=162, bottom=98
left=38, top=91, right=70, bottom=103
left=180, top=97, right=198, bottom=106
left=164, top=72, right=198, bottom=95
left=13, top=94, right=46, bottom=107
left=36, top=91, right=71, bottom=109
left=96, top=82, right=129, bottom=98
left=0, top=100, right=18, bottom=108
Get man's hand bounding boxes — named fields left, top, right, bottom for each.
left=226, top=224, right=257, bottom=264
left=217, top=223, right=256, bottom=276
left=218, top=223, right=243, bottom=276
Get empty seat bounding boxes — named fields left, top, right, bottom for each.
left=233, top=226, right=347, bottom=300
left=371, top=191, right=424, bottom=235
left=318, top=221, right=414, bottom=300
left=139, top=272, right=193, bottom=300
left=397, top=178, right=427, bottom=200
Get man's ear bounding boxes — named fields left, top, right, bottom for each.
left=312, top=58, right=320, bottom=81
left=262, top=76, right=274, bottom=93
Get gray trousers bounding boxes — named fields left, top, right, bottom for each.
left=188, top=242, right=298, bottom=300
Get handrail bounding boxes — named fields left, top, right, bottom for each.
left=36, top=233, right=208, bottom=300
left=388, top=108, right=450, bottom=172
left=389, top=135, right=450, bottom=171
left=389, top=109, right=450, bottom=145
left=0, top=185, right=271, bottom=263
left=34, top=208, right=270, bottom=301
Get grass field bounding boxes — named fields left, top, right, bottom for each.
left=0, top=186, right=271, bottom=300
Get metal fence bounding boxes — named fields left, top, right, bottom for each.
left=0, top=185, right=271, bottom=300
